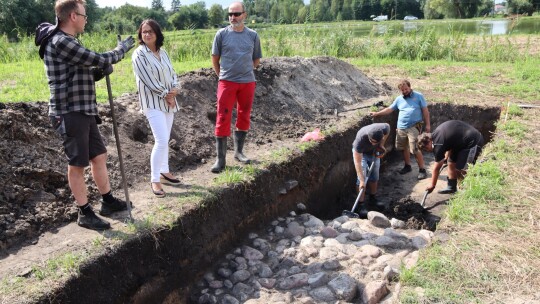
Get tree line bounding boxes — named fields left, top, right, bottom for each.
left=1, top=0, right=539, bottom=39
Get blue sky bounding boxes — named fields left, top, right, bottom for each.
left=95, top=0, right=231, bottom=9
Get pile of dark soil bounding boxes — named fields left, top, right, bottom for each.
left=387, top=197, right=441, bottom=231
left=0, top=56, right=391, bottom=253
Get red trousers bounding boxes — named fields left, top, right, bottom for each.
left=215, top=80, right=256, bottom=137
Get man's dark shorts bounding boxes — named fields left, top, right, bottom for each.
left=50, top=112, right=107, bottom=167
left=449, top=138, right=484, bottom=170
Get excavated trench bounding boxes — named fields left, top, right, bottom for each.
left=41, top=104, right=500, bottom=303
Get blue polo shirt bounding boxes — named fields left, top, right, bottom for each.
left=389, top=91, right=427, bottom=129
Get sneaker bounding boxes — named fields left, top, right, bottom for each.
left=418, top=168, right=427, bottom=180
left=99, top=196, right=131, bottom=216
left=399, top=164, right=412, bottom=174
left=77, top=210, right=111, bottom=230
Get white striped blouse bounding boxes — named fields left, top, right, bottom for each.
left=132, top=44, right=180, bottom=113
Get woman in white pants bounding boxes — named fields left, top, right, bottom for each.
left=132, top=19, right=180, bottom=197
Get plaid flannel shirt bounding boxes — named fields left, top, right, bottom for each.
left=44, top=30, right=125, bottom=116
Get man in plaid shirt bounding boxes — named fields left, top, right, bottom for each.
left=41, top=0, right=135, bottom=230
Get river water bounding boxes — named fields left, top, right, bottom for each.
left=268, top=18, right=540, bottom=37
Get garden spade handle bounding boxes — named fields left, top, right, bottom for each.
left=104, top=34, right=133, bottom=221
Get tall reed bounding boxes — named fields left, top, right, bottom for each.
left=2, top=23, right=538, bottom=64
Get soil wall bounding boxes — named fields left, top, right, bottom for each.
left=38, top=104, right=501, bottom=303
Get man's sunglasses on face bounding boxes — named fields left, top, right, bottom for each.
left=228, top=12, right=244, bottom=17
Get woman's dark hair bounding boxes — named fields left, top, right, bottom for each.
left=137, top=19, right=164, bottom=49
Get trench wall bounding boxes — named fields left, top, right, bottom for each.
left=40, top=104, right=501, bottom=303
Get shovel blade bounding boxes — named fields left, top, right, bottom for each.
left=342, top=210, right=359, bottom=218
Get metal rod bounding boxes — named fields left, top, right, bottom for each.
left=106, top=75, right=133, bottom=221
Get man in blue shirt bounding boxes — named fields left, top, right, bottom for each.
left=371, top=80, right=431, bottom=180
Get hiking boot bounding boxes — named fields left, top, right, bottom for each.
left=77, top=210, right=111, bottom=230
left=99, top=196, right=130, bottom=216
left=438, top=178, right=458, bottom=194
left=418, top=168, right=427, bottom=180
left=399, top=164, right=412, bottom=174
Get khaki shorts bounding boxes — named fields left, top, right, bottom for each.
left=395, top=126, right=420, bottom=154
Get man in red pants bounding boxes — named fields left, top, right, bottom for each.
left=210, top=1, right=262, bottom=173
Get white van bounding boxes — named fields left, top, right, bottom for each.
left=373, top=15, right=388, bottom=21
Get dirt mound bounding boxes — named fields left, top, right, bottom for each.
left=0, top=56, right=391, bottom=253
left=387, top=197, right=441, bottom=231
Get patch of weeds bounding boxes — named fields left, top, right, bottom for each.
left=92, top=236, right=105, bottom=247
left=127, top=215, right=157, bottom=232
left=213, top=165, right=259, bottom=186
left=177, top=186, right=215, bottom=204
left=499, top=120, right=527, bottom=140
left=506, top=103, right=524, bottom=117
left=213, top=167, right=244, bottom=185
left=268, top=147, right=291, bottom=163
left=297, top=140, right=318, bottom=152
left=30, top=252, right=87, bottom=281
left=447, top=161, right=506, bottom=224
left=0, top=276, right=25, bottom=295
left=321, top=125, right=338, bottom=137
left=400, top=244, right=475, bottom=303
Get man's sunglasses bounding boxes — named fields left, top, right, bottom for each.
left=228, top=12, right=244, bottom=17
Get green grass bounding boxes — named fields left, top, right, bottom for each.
left=400, top=110, right=538, bottom=302
left=3, top=21, right=540, bottom=103
left=30, top=252, right=87, bottom=281
left=213, top=164, right=260, bottom=186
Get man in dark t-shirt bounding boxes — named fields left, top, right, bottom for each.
left=351, top=123, right=390, bottom=217
left=418, top=120, right=484, bottom=194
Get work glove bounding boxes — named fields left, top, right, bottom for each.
left=91, top=64, right=113, bottom=82
left=114, top=35, right=135, bottom=57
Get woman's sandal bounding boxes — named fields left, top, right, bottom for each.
left=151, top=183, right=166, bottom=198
left=160, top=173, right=181, bottom=185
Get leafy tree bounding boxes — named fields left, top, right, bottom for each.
left=270, top=2, right=280, bottom=21
left=98, top=13, right=137, bottom=34
left=508, top=0, right=534, bottom=14
left=427, top=0, right=483, bottom=17
left=331, top=0, right=344, bottom=19
left=342, top=0, right=354, bottom=20
left=0, top=0, right=40, bottom=39
left=151, top=0, right=164, bottom=11
left=171, top=0, right=181, bottom=12
left=297, top=5, right=309, bottom=22
left=423, top=0, right=444, bottom=18
left=254, top=0, right=271, bottom=20
left=208, top=3, right=225, bottom=27
left=169, top=2, right=208, bottom=29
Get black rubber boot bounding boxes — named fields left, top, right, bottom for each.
left=211, top=137, right=227, bottom=173
left=234, top=131, right=250, bottom=164
left=438, top=177, right=457, bottom=194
